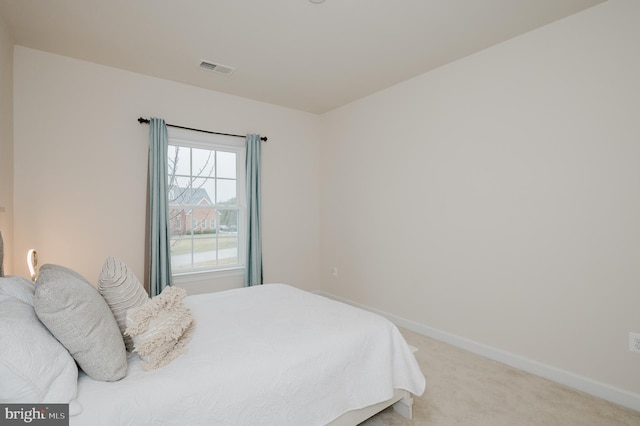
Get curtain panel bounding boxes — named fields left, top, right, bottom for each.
left=148, top=118, right=172, bottom=297
left=245, top=134, right=263, bottom=286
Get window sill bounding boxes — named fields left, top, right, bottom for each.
left=172, top=268, right=246, bottom=295
left=172, top=267, right=245, bottom=284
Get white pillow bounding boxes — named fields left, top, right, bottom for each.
left=0, top=275, right=35, bottom=305
left=0, top=293, right=78, bottom=404
left=125, top=286, right=194, bottom=370
left=98, top=257, right=149, bottom=351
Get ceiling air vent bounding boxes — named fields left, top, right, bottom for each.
left=199, top=60, right=235, bottom=75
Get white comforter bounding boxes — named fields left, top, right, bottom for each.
left=72, top=284, right=425, bottom=426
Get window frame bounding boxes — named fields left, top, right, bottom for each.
left=166, top=127, right=246, bottom=282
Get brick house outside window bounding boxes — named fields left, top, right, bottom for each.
left=169, top=186, right=217, bottom=235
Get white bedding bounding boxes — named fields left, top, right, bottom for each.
left=72, top=284, right=425, bottom=426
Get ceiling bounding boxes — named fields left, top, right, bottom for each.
left=0, top=0, right=606, bottom=114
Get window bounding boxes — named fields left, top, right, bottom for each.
left=167, top=128, right=246, bottom=277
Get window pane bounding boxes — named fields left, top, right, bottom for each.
left=169, top=145, right=191, bottom=176
left=191, top=208, right=215, bottom=233
left=218, top=236, right=238, bottom=265
left=170, top=235, right=218, bottom=270
left=219, top=209, right=238, bottom=231
left=169, top=177, right=193, bottom=204
left=192, top=148, right=215, bottom=178
left=168, top=145, right=177, bottom=175
left=218, top=209, right=238, bottom=265
left=170, top=235, right=193, bottom=271
left=167, top=131, right=245, bottom=275
left=217, top=151, right=236, bottom=179
left=217, top=179, right=236, bottom=204
left=169, top=208, right=187, bottom=236
left=190, top=177, right=215, bottom=205
left=193, top=237, right=217, bottom=268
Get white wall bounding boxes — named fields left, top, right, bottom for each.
left=0, top=16, right=13, bottom=274
left=9, top=0, right=640, bottom=409
left=320, top=0, right=640, bottom=399
left=13, top=47, right=321, bottom=293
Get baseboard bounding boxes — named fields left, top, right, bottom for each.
left=314, top=290, right=640, bottom=412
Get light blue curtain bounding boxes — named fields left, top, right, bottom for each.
left=148, top=118, right=172, bottom=296
left=245, top=134, right=263, bottom=286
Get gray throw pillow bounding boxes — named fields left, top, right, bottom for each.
left=34, top=264, right=127, bottom=381
left=36, top=264, right=88, bottom=286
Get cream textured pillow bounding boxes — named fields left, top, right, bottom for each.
left=35, top=264, right=127, bottom=381
left=125, top=286, right=194, bottom=371
left=98, top=257, right=149, bottom=351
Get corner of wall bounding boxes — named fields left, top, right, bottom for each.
left=0, top=15, right=14, bottom=274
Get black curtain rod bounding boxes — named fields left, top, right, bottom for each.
left=137, top=117, right=268, bottom=142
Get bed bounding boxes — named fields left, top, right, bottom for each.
left=0, top=252, right=425, bottom=425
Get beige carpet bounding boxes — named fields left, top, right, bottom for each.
left=361, top=328, right=640, bottom=426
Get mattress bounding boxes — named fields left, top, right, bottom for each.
left=71, top=284, right=425, bottom=425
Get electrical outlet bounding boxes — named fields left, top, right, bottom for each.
left=629, top=332, right=640, bottom=353
left=331, top=267, right=338, bottom=278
